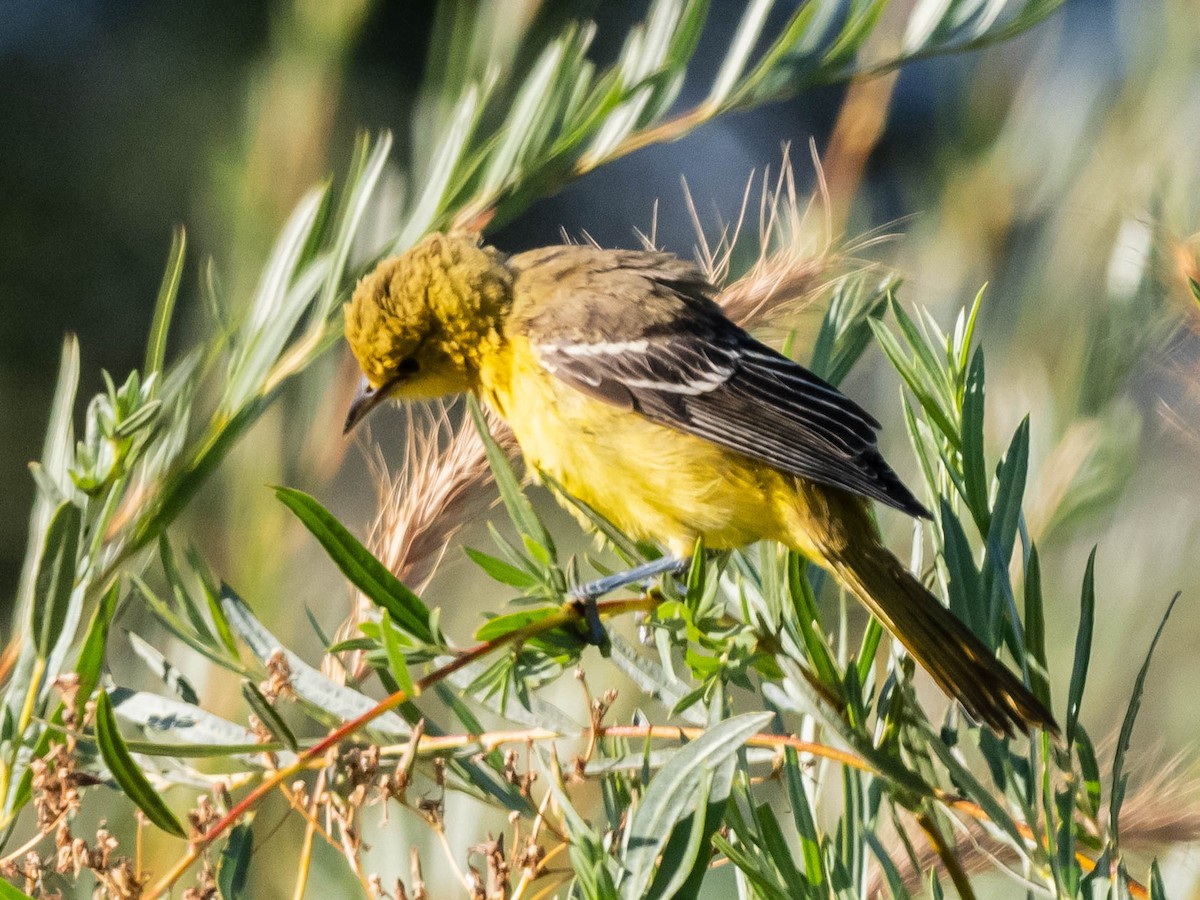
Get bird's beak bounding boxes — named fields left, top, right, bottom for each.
left=343, top=376, right=389, bottom=435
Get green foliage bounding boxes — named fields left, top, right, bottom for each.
left=2, top=1, right=1193, bottom=898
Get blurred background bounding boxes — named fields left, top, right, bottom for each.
left=2, top=0, right=1199, bottom=894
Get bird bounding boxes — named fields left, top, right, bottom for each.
left=341, top=231, right=1057, bottom=737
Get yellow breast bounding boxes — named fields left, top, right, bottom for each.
left=478, top=335, right=793, bottom=555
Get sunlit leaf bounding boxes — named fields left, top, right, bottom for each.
left=275, top=487, right=435, bottom=644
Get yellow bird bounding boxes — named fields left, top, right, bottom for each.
left=342, top=232, right=1055, bottom=736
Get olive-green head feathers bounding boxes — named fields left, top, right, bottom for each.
left=343, top=233, right=512, bottom=427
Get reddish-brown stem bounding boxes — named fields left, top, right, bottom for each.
left=143, top=596, right=656, bottom=899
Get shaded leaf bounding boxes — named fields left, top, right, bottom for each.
left=217, top=823, right=253, bottom=899
left=94, top=690, right=186, bottom=837
left=241, top=681, right=298, bottom=752
left=1066, top=547, right=1097, bottom=748
left=1111, top=593, right=1179, bottom=847
left=31, top=501, right=80, bottom=659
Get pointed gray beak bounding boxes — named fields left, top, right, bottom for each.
left=343, top=376, right=389, bottom=435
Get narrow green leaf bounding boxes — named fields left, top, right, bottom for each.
left=1074, top=725, right=1102, bottom=820
left=1110, top=592, right=1179, bottom=848
left=959, top=348, right=989, bottom=531
left=217, top=823, right=253, bottom=900
left=620, top=712, right=773, bottom=898
left=468, top=396, right=556, bottom=560
left=711, top=833, right=795, bottom=900
left=379, top=610, right=415, bottom=697
left=1149, top=860, right=1167, bottom=900
left=787, top=554, right=843, bottom=694
left=0, top=878, right=36, bottom=899
left=160, top=536, right=215, bottom=646
left=94, top=690, right=186, bottom=837
left=474, top=607, right=563, bottom=642
left=643, top=769, right=714, bottom=900
left=75, top=580, right=119, bottom=705
left=464, top=547, right=541, bottom=589
left=241, top=681, right=298, bottom=752
left=940, top=500, right=983, bottom=639
left=275, top=487, right=435, bottom=644
left=986, top=417, right=1029, bottom=571
left=127, top=631, right=199, bottom=705
left=135, top=576, right=250, bottom=674
left=1065, top=547, right=1097, bottom=749
left=1023, top=545, right=1051, bottom=708
left=784, top=746, right=825, bottom=884
left=707, top=0, right=772, bottom=106
left=145, top=228, right=186, bottom=381
left=31, top=501, right=80, bottom=659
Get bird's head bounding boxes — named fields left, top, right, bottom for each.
left=342, top=232, right=512, bottom=432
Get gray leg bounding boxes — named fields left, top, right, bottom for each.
left=571, top=556, right=689, bottom=646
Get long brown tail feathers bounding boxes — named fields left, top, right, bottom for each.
left=825, top=541, right=1058, bottom=737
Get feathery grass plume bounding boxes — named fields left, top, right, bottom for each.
left=697, top=144, right=836, bottom=328
left=326, top=404, right=516, bottom=680
left=869, top=751, right=1200, bottom=896
left=698, top=146, right=896, bottom=333
left=366, top=404, right=513, bottom=593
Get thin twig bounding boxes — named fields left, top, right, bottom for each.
left=143, top=594, right=657, bottom=900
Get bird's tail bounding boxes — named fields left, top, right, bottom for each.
left=799, top=507, right=1057, bottom=736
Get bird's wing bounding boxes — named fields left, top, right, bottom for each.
left=516, top=250, right=928, bottom=518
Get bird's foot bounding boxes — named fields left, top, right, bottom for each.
left=568, top=555, right=690, bottom=651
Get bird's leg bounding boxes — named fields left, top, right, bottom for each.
left=570, top=555, right=690, bottom=647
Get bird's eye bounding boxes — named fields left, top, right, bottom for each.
left=397, top=357, right=419, bottom=377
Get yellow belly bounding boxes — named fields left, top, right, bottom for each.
left=479, top=337, right=794, bottom=555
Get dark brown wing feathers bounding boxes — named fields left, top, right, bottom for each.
left=510, top=245, right=930, bottom=519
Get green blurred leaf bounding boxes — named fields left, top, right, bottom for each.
left=1075, top=725, right=1102, bottom=821
left=94, top=690, right=186, bottom=837
left=1066, top=547, right=1097, bottom=749
left=241, top=681, right=298, bottom=752
left=217, top=823, right=253, bottom=900
left=31, top=500, right=80, bottom=660
left=1023, top=545, right=1051, bottom=709
left=75, top=580, right=119, bottom=705
left=475, top=607, right=563, bottom=642
left=986, top=417, right=1029, bottom=576
left=1150, top=860, right=1167, bottom=900
left=0, top=878, right=36, bottom=899
left=379, top=610, right=416, bottom=697
left=784, top=746, right=825, bottom=884
left=145, top=228, right=186, bottom=381
left=959, top=348, right=989, bottom=532
left=1111, top=592, right=1178, bottom=848
left=941, top=500, right=983, bottom=639
left=275, top=486, right=435, bottom=644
